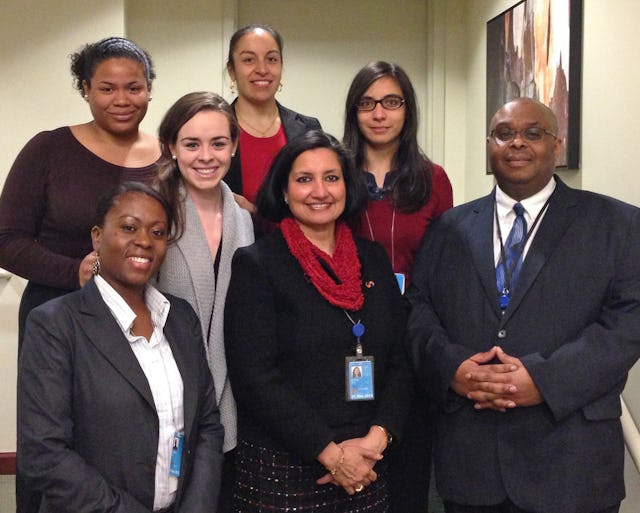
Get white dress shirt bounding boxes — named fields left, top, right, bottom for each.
left=94, top=275, right=184, bottom=511
left=493, top=176, right=557, bottom=266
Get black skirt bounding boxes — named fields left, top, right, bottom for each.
left=233, top=439, right=389, bottom=512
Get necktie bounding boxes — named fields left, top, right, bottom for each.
left=496, top=202, right=527, bottom=303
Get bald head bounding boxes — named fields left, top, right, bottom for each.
left=490, top=97, right=558, bottom=135
left=487, top=97, right=562, bottom=201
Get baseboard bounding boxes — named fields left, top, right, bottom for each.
left=0, top=452, right=16, bottom=475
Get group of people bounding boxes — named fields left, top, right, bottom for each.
left=1, top=21, right=638, bottom=513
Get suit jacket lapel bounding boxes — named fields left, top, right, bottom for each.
left=164, top=310, right=198, bottom=435
left=466, top=192, right=504, bottom=317
left=500, top=178, right=579, bottom=323
left=78, top=280, right=156, bottom=410
left=278, top=102, right=308, bottom=141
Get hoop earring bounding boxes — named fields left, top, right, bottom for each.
left=92, top=256, right=101, bottom=276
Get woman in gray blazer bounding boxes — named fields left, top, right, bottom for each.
left=18, top=182, right=224, bottom=513
left=155, top=92, right=254, bottom=512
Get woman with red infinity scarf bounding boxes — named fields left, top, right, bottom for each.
left=224, top=131, right=412, bottom=512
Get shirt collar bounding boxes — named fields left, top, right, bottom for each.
left=495, top=176, right=556, bottom=219
left=364, top=171, right=398, bottom=200
left=94, top=275, right=170, bottom=341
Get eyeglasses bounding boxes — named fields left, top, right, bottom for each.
left=490, top=127, right=557, bottom=144
left=357, top=95, right=405, bottom=112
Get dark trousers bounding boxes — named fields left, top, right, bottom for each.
left=388, top=394, right=434, bottom=513
left=217, top=448, right=237, bottom=513
left=443, top=500, right=620, bottom=513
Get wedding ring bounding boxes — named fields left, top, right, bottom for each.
left=355, top=484, right=364, bottom=492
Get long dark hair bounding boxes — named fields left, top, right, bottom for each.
left=256, top=130, right=366, bottom=223
left=343, top=61, right=433, bottom=213
left=156, top=91, right=238, bottom=239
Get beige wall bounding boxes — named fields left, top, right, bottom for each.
left=1, top=1, right=640, bottom=500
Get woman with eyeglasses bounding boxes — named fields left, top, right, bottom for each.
left=343, top=61, right=453, bottom=513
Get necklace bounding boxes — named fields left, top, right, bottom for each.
left=237, top=108, right=280, bottom=137
left=364, top=207, right=396, bottom=270
left=280, top=218, right=364, bottom=311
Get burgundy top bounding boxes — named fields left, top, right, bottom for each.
left=0, top=127, right=157, bottom=290
left=238, top=126, right=287, bottom=204
left=353, top=164, right=453, bottom=285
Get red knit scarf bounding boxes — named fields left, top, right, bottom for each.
left=280, top=217, right=364, bottom=311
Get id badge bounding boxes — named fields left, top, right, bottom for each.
left=395, top=273, right=406, bottom=294
left=169, top=431, right=184, bottom=477
left=345, top=356, right=374, bottom=401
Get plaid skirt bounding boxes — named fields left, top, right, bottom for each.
left=232, top=439, right=389, bottom=512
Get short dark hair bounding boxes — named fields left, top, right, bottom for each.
left=70, top=37, right=155, bottom=96
left=343, top=61, right=433, bottom=213
left=156, top=91, right=238, bottom=238
left=94, top=181, right=177, bottom=242
left=256, top=130, right=366, bottom=223
left=226, top=23, right=284, bottom=70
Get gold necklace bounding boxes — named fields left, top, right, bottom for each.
left=237, top=109, right=280, bottom=137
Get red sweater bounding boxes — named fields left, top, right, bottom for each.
left=353, top=164, right=453, bottom=285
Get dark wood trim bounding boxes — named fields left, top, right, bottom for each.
left=0, top=452, right=16, bottom=475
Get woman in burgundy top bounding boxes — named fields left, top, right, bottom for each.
left=0, top=38, right=160, bottom=354
left=224, top=24, right=321, bottom=218
left=0, top=37, right=160, bottom=513
left=343, top=61, right=453, bottom=513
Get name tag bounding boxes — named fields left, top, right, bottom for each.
left=345, top=357, right=374, bottom=401
left=169, top=431, right=184, bottom=477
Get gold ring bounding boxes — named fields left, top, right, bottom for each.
left=355, top=484, right=364, bottom=492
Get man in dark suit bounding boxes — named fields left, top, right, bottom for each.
left=407, top=97, right=640, bottom=513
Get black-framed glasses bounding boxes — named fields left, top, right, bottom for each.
left=490, top=127, right=557, bottom=144
left=357, top=95, right=405, bottom=112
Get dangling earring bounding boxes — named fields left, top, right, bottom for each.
left=283, top=194, right=288, bottom=205
left=92, top=255, right=101, bottom=276
left=230, top=80, right=236, bottom=95
left=278, top=82, right=283, bottom=93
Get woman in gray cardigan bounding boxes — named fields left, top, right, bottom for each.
left=155, top=92, right=254, bottom=512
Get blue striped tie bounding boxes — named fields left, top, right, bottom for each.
left=496, top=202, right=527, bottom=295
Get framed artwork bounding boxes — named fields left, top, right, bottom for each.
left=486, top=0, right=583, bottom=170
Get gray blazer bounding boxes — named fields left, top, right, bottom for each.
left=17, top=279, right=224, bottom=513
left=157, top=181, right=254, bottom=452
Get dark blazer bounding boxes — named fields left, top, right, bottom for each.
left=225, top=231, right=412, bottom=461
left=17, top=278, right=224, bottom=513
left=224, top=101, right=322, bottom=195
left=406, top=177, right=640, bottom=513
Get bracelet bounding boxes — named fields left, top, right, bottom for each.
left=329, top=447, right=344, bottom=476
left=374, top=425, right=393, bottom=446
